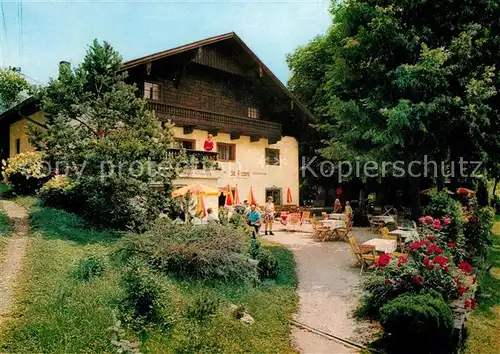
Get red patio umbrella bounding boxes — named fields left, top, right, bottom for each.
left=225, top=184, right=234, bottom=206
left=248, top=186, right=257, bottom=205
left=234, top=185, right=241, bottom=205
left=286, top=187, right=293, bottom=204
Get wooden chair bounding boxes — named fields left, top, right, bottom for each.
left=300, top=211, right=311, bottom=225
left=311, top=219, right=332, bottom=241
left=371, top=219, right=385, bottom=233
left=288, top=212, right=301, bottom=231
left=348, top=236, right=379, bottom=274
left=334, top=222, right=352, bottom=242
left=380, top=227, right=394, bottom=238
left=393, top=252, right=407, bottom=258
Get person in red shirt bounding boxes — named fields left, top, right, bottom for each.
left=204, top=134, right=214, bottom=151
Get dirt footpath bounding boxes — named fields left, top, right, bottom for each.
left=0, top=200, right=29, bottom=328
left=264, top=227, right=380, bottom=354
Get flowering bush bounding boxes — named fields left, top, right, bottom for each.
left=358, top=216, right=476, bottom=317
left=1, top=151, right=48, bottom=194
left=416, top=214, right=465, bottom=263
left=38, top=175, right=81, bottom=212
left=424, top=193, right=463, bottom=241
left=462, top=203, right=495, bottom=265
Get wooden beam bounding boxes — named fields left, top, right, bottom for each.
left=208, top=129, right=220, bottom=137
left=268, top=136, right=281, bottom=145
left=230, top=132, right=241, bottom=140
left=250, top=135, right=261, bottom=142
left=183, top=126, right=195, bottom=135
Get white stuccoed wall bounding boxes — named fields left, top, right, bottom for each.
left=171, top=127, right=300, bottom=210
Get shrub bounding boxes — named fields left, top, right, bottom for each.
left=379, top=293, right=454, bottom=352
left=492, top=195, right=500, bottom=213
left=120, top=261, right=164, bottom=324
left=474, top=178, right=489, bottom=207
left=1, top=151, right=48, bottom=194
left=72, top=256, right=105, bottom=281
left=229, top=212, right=250, bottom=234
left=38, top=175, right=81, bottom=212
left=424, top=193, right=463, bottom=239
left=463, top=206, right=495, bottom=265
left=184, top=291, right=220, bottom=321
left=256, top=249, right=279, bottom=280
left=248, top=238, right=261, bottom=259
left=77, top=177, right=169, bottom=232
left=115, top=220, right=256, bottom=282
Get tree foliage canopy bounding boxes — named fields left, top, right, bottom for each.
left=31, top=40, right=181, bottom=230
left=288, top=0, right=500, bottom=184
left=0, top=68, right=31, bottom=112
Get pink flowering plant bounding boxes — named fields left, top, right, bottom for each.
left=359, top=215, right=477, bottom=317
left=415, top=215, right=465, bottom=263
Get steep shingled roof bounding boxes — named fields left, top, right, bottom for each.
left=122, top=32, right=313, bottom=119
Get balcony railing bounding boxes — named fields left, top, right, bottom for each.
left=167, top=148, right=219, bottom=170
left=148, top=102, right=282, bottom=140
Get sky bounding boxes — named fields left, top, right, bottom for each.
left=0, top=0, right=332, bottom=86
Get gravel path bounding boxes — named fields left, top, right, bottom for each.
left=0, top=200, right=29, bottom=328
left=264, top=227, right=380, bottom=354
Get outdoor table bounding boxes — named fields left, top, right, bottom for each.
left=389, top=229, right=417, bottom=239
left=329, top=213, right=345, bottom=220
left=362, top=238, right=397, bottom=254
left=371, top=215, right=396, bottom=224
left=322, top=219, right=346, bottom=229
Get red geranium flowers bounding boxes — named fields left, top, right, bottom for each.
left=458, top=261, right=472, bottom=274
left=375, top=253, right=391, bottom=267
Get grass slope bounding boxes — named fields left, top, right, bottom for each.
left=0, top=210, right=12, bottom=237
left=0, top=204, right=298, bottom=353
left=465, top=215, right=500, bottom=354
left=0, top=206, right=13, bottom=264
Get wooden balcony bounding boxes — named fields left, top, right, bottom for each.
left=148, top=102, right=282, bottom=142
left=167, top=147, right=219, bottom=166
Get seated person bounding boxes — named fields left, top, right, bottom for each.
left=246, top=203, right=261, bottom=238
left=203, top=208, right=219, bottom=223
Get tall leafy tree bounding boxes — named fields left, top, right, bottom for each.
left=288, top=0, right=500, bottom=216
left=30, top=40, right=182, bottom=230
left=0, top=68, right=31, bottom=112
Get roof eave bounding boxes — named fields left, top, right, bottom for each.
left=121, top=32, right=313, bottom=120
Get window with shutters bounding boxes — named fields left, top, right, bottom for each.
left=217, top=143, right=236, bottom=161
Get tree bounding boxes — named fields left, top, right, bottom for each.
left=0, top=68, right=31, bottom=112
left=30, top=40, right=183, bottom=230
left=288, top=0, right=500, bottom=217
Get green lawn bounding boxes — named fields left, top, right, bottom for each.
left=0, top=203, right=298, bottom=353
left=0, top=210, right=12, bottom=237
left=0, top=183, right=11, bottom=198
left=465, top=215, right=500, bottom=354
left=0, top=207, right=13, bottom=264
